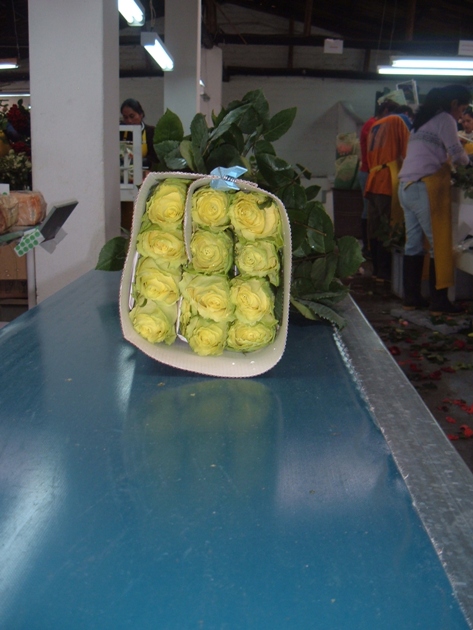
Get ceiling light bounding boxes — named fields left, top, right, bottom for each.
left=0, top=59, right=19, bottom=70
left=140, top=32, right=174, bottom=71
left=118, top=0, right=145, bottom=26
left=392, top=57, right=473, bottom=69
left=378, top=66, right=473, bottom=76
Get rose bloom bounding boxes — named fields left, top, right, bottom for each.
left=229, top=190, right=282, bottom=245
left=234, top=240, right=281, bottom=286
left=179, top=298, right=193, bottom=336
left=185, top=316, right=228, bottom=356
left=137, top=229, right=187, bottom=270
left=190, top=229, right=233, bottom=275
left=134, top=257, right=181, bottom=305
left=227, top=320, right=276, bottom=352
left=179, top=272, right=234, bottom=323
left=146, top=179, right=188, bottom=229
left=192, top=186, right=230, bottom=229
left=230, top=276, right=277, bottom=325
left=129, top=300, right=177, bottom=345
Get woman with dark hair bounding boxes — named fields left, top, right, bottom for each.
left=398, top=84, right=471, bottom=314
left=459, top=106, right=473, bottom=140
left=120, top=98, right=158, bottom=169
left=459, top=106, right=473, bottom=156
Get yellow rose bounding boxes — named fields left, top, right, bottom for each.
left=178, top=298, right=192, bottom=336
left=190, top=229, right=233, bottom=275
left=185, top=316, right=228, bottom=356
left=129, top=300, right=177, bottom=345
left=146, top=179, right=188, bottom=229
left=227, top=321, right=276, bottom=352
left=191, top=186, right=230, bottom=229
left=137, top=229, right=187, bottom=270
left=179, top=272, right=234, bottom=323
left=229, top=190, right=282, bottom=246
left=134, top=257, right=180, bottom=305
left=230, top=276, right=277, bottom=325
left=234, top=240, right=281, bottom=286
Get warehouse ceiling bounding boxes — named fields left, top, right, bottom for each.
left=2, top=0, right=473, bottom=81
left=213, top=0, right=473, bottom=45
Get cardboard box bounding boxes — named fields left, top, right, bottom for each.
left=0, top=242, right=27, bottom=280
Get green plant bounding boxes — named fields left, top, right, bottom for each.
left=98, top=89, right=363, bottom=328
left=452, top=165, right=473, bottom=199
left=0, top=99, right=32, bottom=189
left=0, top=149, right=32, bottom=190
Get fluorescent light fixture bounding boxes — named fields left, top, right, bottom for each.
left=118, top=0, right=145, bottom=26
left=141, top=32, right=174, bottom=71
left=378, top=56, right=473, bottom=76
left=392, top=57, right=473, bottom=69
left=0, top=92, right=30, bottom=97
left=0, top=59, right=18, bottom=70
left=378, top=66, right=473, bottom=76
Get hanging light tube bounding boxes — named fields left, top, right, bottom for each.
left=378, top=66, right=473, bottom=76
left=141, top=32, right=174, bottom=71
left=0, top=59, right=19, bottom=70
left=391, top=57, right=473, bottom=69
left=118, top=0, right=145, bottom=26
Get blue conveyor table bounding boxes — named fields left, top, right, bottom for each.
left=1, top=270, right=473, bottom=629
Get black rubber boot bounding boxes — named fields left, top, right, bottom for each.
left=429, top=258, right=463, bottom=315
left=376, top=241, right=392, bottom=282
left=370, top=238, right=379, bottom=278
left=361, top=219, right=370, bottom=259
left=402, top=255, right=429, bottom=310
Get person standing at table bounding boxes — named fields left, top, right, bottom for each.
left=458, top=106, right=473, bottom=155
left=398, top=84, right=471, bottom=314
left=120, top=98, right=158, bottom=170
left=358, top=111, right=377, bottom=258
left=364, top=100, right=410, bottom=286
left=359, top=99, right=408, bottom=260
left=459, top=106, right=473, bottom=141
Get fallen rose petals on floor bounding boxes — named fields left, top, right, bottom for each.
left=349, top=260, right=473, bottom=472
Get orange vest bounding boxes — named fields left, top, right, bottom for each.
left=365, top=115, right=410, bottom=196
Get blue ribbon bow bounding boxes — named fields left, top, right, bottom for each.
left=209, top=166, right=247, bottom=191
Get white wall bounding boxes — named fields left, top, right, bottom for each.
left=163, top=0, right=201, bottom=132
left=118, top=71, right=441, bottom=178
left=29, top=0, right=120, bottom=302
left=221, top=75, right=441, bottom=178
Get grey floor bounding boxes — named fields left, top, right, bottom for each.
left=350, top=261, right=473, bottom=473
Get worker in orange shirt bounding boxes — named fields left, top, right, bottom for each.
left=365, top=100, right=410, bottom=287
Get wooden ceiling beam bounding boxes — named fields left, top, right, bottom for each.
left=303, top=0, right=314, bottom=37
left=405, top=0, right=416, bottom=41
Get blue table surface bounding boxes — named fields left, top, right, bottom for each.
left=0, top=270, right=469, bottom=630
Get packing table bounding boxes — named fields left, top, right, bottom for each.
left=1, top=270, right=473, bottom=629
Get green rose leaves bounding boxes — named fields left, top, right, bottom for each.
left=129, top=177, right=283, bottom=356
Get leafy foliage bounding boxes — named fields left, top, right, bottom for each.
left=96, top=236, right=129, bottom=271
left=101, top=89, right=363, bottom=327
left=452, top=165, right=473, bottom=200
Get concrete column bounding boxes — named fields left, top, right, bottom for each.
left=28, top=0, right=120, bottom=302
left=200, top=47, right=223, bottom=124
left=164, top=0, right=201, bottom=133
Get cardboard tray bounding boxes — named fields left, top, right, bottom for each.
left=119, top=172, right=292, bottom=378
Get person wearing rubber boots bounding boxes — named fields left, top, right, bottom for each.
left=398, top=85, right=472, bottom=315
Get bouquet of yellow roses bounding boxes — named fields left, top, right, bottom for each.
left=119, top=171, right=291, bottom=377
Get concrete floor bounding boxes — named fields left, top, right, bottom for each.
left=350, top=261, right=473, bottom=473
